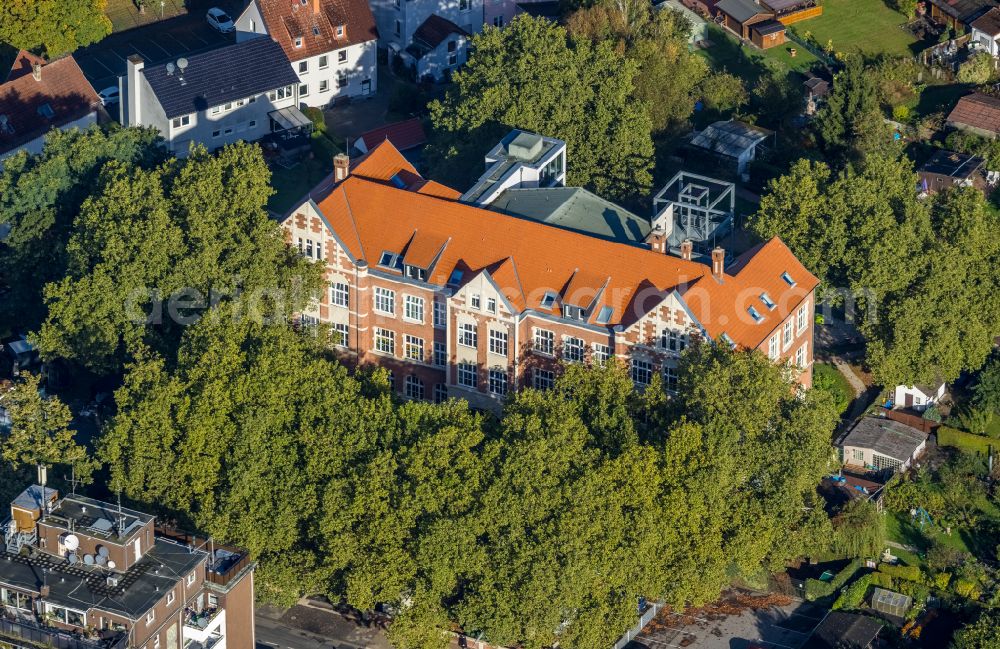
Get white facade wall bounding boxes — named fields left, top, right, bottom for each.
left=414, top=33, right=467, bottom=82
left=291, top=42, right=378, bottom=107
left=373, top=0, right=484, bottom=52
left=0, top=112, right=97, bottom=167
left=893, top=383, right=946, bottom=412
left=971, top=27, right=1000, bottom=56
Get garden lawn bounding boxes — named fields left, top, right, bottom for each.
left=797, top=0, right=921, bottom=58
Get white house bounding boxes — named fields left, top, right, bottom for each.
left=123, top=38, right=304, bottom=156
left=235, top=0, right=378, bottom=107
left=404, top=15, right=469, bottom=82
left=971, top=7, right=1000, bottom=56
left=0, top=51, right=101, bottom=167
left=462, top=130, right=567, bottom=205
left=893, top=381, right=946, bottom=412
left=370, top=0, right=483, bottom=80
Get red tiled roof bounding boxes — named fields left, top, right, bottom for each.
left=0, top=54, right=100, bottom=156
left=253, top=0, right=377, bottom=62
left=947, top=92, right=1000, bottom=134
left=358, top=117, right=427, bottom=152
left=412, top=14, right=467, bottom=49
left=305, top=142, right=818, bottom=349
left=7, top=50, right=46, bottom=82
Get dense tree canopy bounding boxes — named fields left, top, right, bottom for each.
left=952, top=610, right=1000, bottom=648
left=752, top=153, right=1000, bottom=386
left=814, top=56, right=893, bottom=161
left=0, top=0, right=111, bottom=57
left=426, top=15, right=654, bottom=202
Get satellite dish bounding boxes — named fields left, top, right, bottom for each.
left=166, top=62, right=176, bottom=76
left=67, top=553, right=78, bottom=564
left=84, top=554, right=94, bottom=565
left=97, top=545, right=109, bottom=558
left=95, top=554, right=107, bottom=566
left=176, top=58, right=188, bottom=71
left=63, top=534, right=80, bottom=552
left=107, top=560, right=116, bottom=569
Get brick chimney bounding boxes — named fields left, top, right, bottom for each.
left=333, top=153, right=350, bottom=182
left=711, top=247, right=725, bottom=281
left=645, top=227, right=667, bottom=254
left=680, top=239, right=693, bottom=261
left=312, top=0, right=320, bottom=14
left=31, top=62, right=41, bottom=81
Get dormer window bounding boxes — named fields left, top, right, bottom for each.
left=781, top=272, right=796, bottom=287
left=313, top=26, right=321, bottom=36
left=389, top=173, right=407, bottom=189
left=294, top=36, right=303, bottom=47
left=595, top=305, right=613, bottom=324
left=540, top=291, right=558, bottom=309
left=336, top=24, right=345, bottom=37
left=405, top=265, right=426, bottom=281
left=447, top=269, right=464, bottom=286
left=378, top=251, right=403, bottom=270
left=747, top=306, right=763, bottom=323
left=760, top=292, right=776, bottom=310
left=563, top=304, right=583, bottom=321
left=37, top=103, right=54, bottom=119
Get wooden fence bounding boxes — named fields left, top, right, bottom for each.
left=881, top=407, right=938, bottom=435
left=778, top=5, right=823, bottom=26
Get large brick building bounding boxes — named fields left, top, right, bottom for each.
left=0, top=484, right=255, bottom=649
left=282, top=142, right=817, bottom=409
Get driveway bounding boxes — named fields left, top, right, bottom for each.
left=74, top=12, right=233, bottom=100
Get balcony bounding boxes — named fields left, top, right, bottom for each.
left=0, top=615, right=126, bottom=649
left=183, top=608, right=225, bottom=646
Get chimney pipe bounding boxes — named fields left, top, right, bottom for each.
left=711, top=247, right=725, bottom=281
left=31, top=63, right=41, bottom=82
left=333, top=153, right=350, bottom=182
left=126, top=55, right=145, bottom=126
left=680, top=239, right=693, bottom=261
left=645, top=226, right=667, bottom=254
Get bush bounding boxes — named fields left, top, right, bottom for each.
left=833, top=574, right=872, bottom=610
left=871, top=571, right=894, bottom=588
left=923, top=405, right=942, bottom=423
left=933, top=571, right=952, bottom=590
left=892, top=104, right=911, bottom=122
left=938, top=426, right=995, bottom=455
left=958, top=52, right=994, bottom=85
left=953, top=578, right=982, bottom=600
left=302, top=107, right=326, bottom=133
left=879, top=563, right=922, bottom=582
left=830, top=559, right=864, bottom=590
left=804, top=579, right=835, bottom=600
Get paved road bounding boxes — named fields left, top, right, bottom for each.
left=255, top=603, right=391, bottom=649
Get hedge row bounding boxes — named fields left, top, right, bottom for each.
left=937, top=426, right=995, bottom=454
left=803, top=559, right=864, bottom=601
left=878, top=563, right=922, bottom=582
left=833, top=574, right=872, bottom=610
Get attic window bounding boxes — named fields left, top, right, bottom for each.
left=313, top=26, right=320, bottom=36
left=760, top=292, right=776, bottom=310
left=389, top=173, right=407, bottom=189
left=540, top=291, right=558, bottom=309
left=294, top=36, right=303, bottom=47
left=563, top=305, right=583, bottom=321
left=747, top=306, right=763, bottom=323
left=378, top=251, right=404, bottom=270
left=336, top=24, right=345, bottom=37
left=595, top=305, right=613, bottom=324
left=721, top=332, right=736, bottom=349
left=781, top=272, right=796, bottom=287
left=37, top=103, right=54, bottom=119
left=447, top=269, right=464, bottom=286
left=405, top=265, right=426, bottom=281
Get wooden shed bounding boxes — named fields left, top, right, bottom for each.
left=751, top=19, right=786, bottom=48
left=715, top=0, right=773, bottom=39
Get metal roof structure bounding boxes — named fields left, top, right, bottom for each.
left=715, top=0, right=770, bottom=22
left=142, top=38, right=298, bottom=119
left=840, top=417, right=927, bottom=462
left=871, top=587, right=912, bottom=618
left=690, top=120, right=771, bottom=159
left=920, top=149, right=984, bottom=179
left=803, top=611, right=883, bottom=649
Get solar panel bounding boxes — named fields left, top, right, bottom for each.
left=90, top=518, right=114, bottom=533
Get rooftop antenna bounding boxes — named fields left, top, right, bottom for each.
left=176, top=58, right=188, bottom=86
left=37, top=464, right=47, bottom=522
left=116, top=492, right=126, bottom=537
left=65, top=465, right=81, bottom=496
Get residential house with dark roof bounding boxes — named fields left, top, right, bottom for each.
left=370, top=0, right=482, bottom=81
left=0, top=484, right=255, bottom=649
left=926, top=0, right=994, bottom=31
left=917, top=148, right=996, bottom=195
left=802, top=612, right=883, bottom=649
left=0, top=52, right=101, bottom=166
left=280, top=140, right=817, bottom=410
left=714, top=0, right=773, bottom=39
left=839, top=416, right=928, bottom=474
left=235, top=0, right=378, bottom=107
left=123, top=38, right=301, bottom=155
left=971, top=6, right=1000, bottom=55
left=947, top=92, right=1000, bottom=138
left=689, top=119, right=773, bottom=174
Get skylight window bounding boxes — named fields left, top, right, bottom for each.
left=781, top=272, right=796, bottom=287
left=595, top=306, right=613, bottom=324
left=37, top=103, right=54, bottom=119
left=760, top=292, right=776, bottom=310
left=294, top=37, right=303, bottom=48
left=378, top=251, right=403, bottom=270
left=540, top=291, right=558, bottom=308
left=747, top=306, right=763, bottom=323
left=389, top=173, right=407, bottom=189
left=447, top=269, right=464, bottom=286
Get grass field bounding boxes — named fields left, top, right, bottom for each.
left=798, top=0, right=921, bottom=58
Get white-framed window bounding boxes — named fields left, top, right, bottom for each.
left=489, top=369, right=508, bottom=395
left=298, top=61, right=308, bottom=73
left=563, top=336, right=584, bottom=363
left=47, top=604, right=86, bottom=626
left=458, top=362, right=478, bottom=388
left=534, top=328, right=554, bottom=356
left=331, top=282, right=349, bottom=307
left=458, top=322, right=477, bottom=348
left=2, top=589, right=31, bottom=612
left=663, top=366, right=678, bottom=393
left=460, top=0, right=470, bottom=10
left=433, top=342, right=447, bottom=366
left=533, top=369, right=554, bottom=390
left=470, top=293, right=481, bottom=309
left=146, top=610, right=155, bottom=626
left=171, top=115, right=190, bottom=128
left=659, top=329, right=687, bottom=353
left=592, top=343, right=612, bottom=364
left=319, top=79, right=329, bottom=93
left=336, top=24, right=345, bottom=38
left=795, top=342, right=808, bottom=368
left=211, top=106, right=220, bottom=115
left=486, top=297, right=497, bottom=314
left=631, top=359, right=652, bottom=386
left=207, top=594, right=218, bottom=607
left=404, top=335, right=424, bottom=361
left=337, top=73, right=347, bottom=89
left=319, top=55, right=329, bottom=69
left=404, top=295, right=424, bottom=323
left=186, top=572, right=195, bottom=586
left=294, top=36, right=303, bottom=48
left=433, top=300, right=446, bottom=328
left=299, top=84, right=309, bottom=98
left=166, top=589, right=175, bottom=606
left=489, top=329, right=508, bottom=356
left=404, top=375, right=424, bottom=400
left=434, top=384, right=448, bottom=403
left=853, top=448, right=864, bottom=462
left=154, top=635, right=160, bottom=649
left=797, top=300, right=809, bottom=333
left=333, top=323, right=349, bottom=348
left=374, top=287, right=395, bottom=315
left=374, top=328, right=395, bottom=355
left=493, top=15, right=503, bottom=26
left=768, top=334, right=779, bottom=360
left=783, top=320, right=793, bottom=349
left=268, top=85, right=294, bottom=100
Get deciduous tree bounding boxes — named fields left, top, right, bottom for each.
left=0, top=0, right=111, bottom=57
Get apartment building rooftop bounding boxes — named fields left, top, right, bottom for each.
left=250, top=0, right=379, bottom=61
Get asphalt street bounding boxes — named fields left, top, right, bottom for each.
left=255, top=603, right=392, bottom=649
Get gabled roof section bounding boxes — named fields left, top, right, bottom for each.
left=715, top=0, right=771, bottom=22
left=357, top=117, right=427, bottom=152
left=402, top=230, right=450, bottom=269
left=254, top=0, right=378, bottom=62
left=141, top=38, right=298, bottom=119
left=563, top=268, right=608, bottom=312
left=351, top=141, right=419, bottom=181
left=0, top=54, right=100, bottom=156
left=7, top=50, right=46, bottom=82
left=947, top=92, right=1000, bottom=135
left=487, top=257, right=527, bottom=312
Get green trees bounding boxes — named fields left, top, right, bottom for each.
left=973, top=356, right=1000, bottom=413
left=815, top=56, right=893, bottom=161
left=427, top=15, right=654, bottom=201
left=0, top=0, right=111, bottom=57
left=753, top=153, right=1000, bottom=387
left=957, top=52, right=995, bottom=85
left=831, top=500, right=885, bottom=559
left=952, top=611, right=1000, bottom=649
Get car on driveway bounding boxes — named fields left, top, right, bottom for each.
left=97, top=86, right=119, bottom=106
left=206, top=7, right=235, bottom=33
